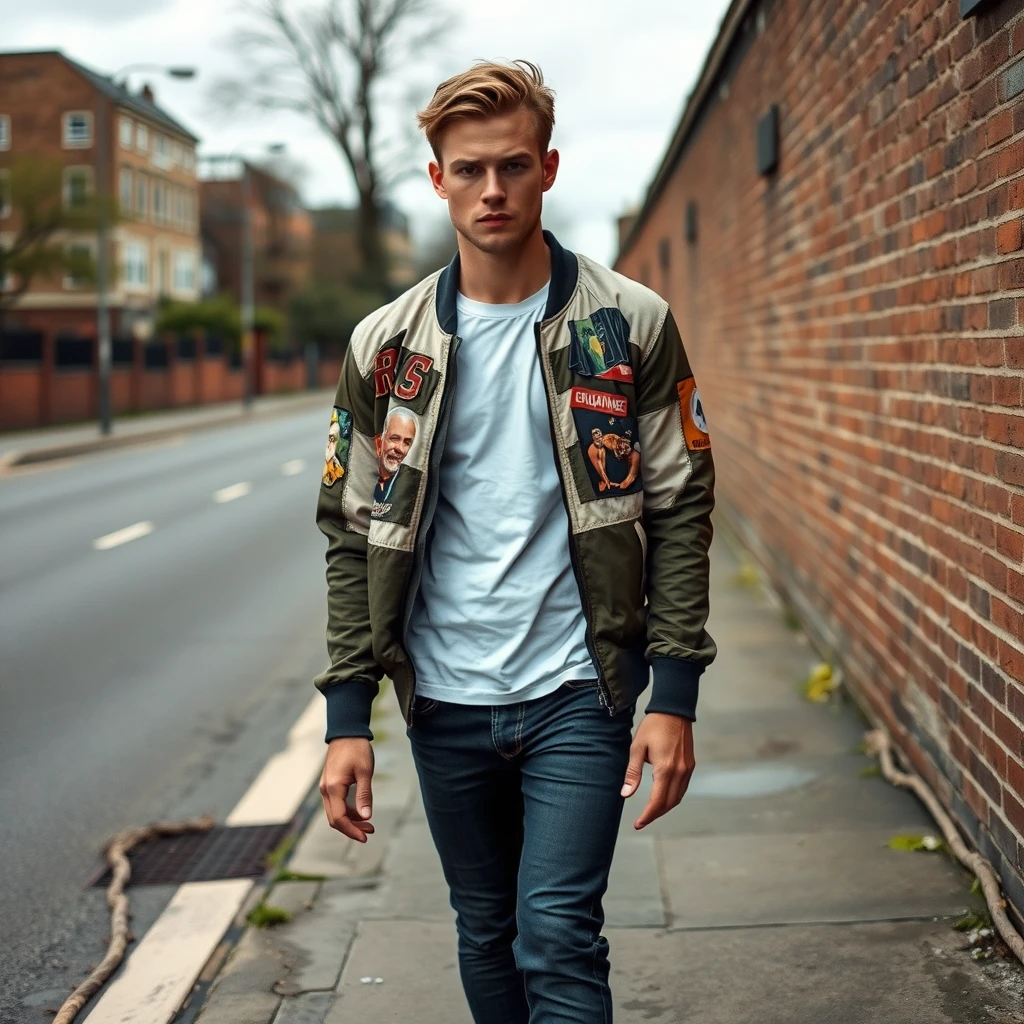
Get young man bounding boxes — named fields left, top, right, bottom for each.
left=316, top=60, right=715, bottom=1023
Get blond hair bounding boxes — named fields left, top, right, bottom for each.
left=417, top=60, right=555, bottom=160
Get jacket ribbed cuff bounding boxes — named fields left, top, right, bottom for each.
left=323, top=682, right=376, bottom=742
left=645, top=656, right=703, bottom=721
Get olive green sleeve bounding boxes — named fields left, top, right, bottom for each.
left=636, top=309, right=717, bottom=720
left=314, top=346, right=384, bottom=741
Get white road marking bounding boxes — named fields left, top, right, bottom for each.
left=227, top=694, right=324, bottom=826
left=93, top=521, right=154, bottom=551
left=213, top=481, right=252, bottom=503
left=281, top=458, right=306, bottom=476
left=82, top=879, right=253, bottom=1024
left=83, top=694, right=326, bottom=1023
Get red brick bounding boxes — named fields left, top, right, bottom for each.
left=997, top=219, right=1024, bottom=253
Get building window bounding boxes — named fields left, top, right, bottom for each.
left=154, top=134, right=171, bottom=169
left=136, top=123, right=148, bottom=152
left=0, top=115, right=10, bottom=151
left=175, top=188, right=184, bottom=227
left=63, top=166, right=93, bottom=209
left=135, top=173, right=148, bottom=218
left=119, top=116, right=133, bottom=149
left=63, top=242, right=94, bottom=289
left=63, top=111, right=92, bottom=148
left=173, top=251, right=196, bottom=292
left=122, top=239, right=149, bottom=288
left=153, top=180, right=165, bottom=223
left=0, top=169, right=9, bottom=218
left=119, top=166, right=132, bottom=213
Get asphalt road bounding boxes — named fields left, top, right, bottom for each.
left=0, top=403, right=337, bottom=1022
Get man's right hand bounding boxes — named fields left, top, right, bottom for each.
left=320, top=737, right=375, bottom=843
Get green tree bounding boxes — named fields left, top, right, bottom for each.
left=154, top=296, right=287, bottom=351
left=289, top=283, right=385, bottom=352
left=0, top=155, right=111, bottom=329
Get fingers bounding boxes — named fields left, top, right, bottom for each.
left=621, top=741, right=646, bottom=797
left=355, top=763, right=373, bottom=821
left=633, top=758, right=695, bottom=830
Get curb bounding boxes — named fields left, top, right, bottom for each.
left=2, top=392, right=332, bottom=471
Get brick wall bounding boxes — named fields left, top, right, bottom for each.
left=616, top=0, right=1024, bottom=916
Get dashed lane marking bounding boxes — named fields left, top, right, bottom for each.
left=281, top=459, right=306, bottom=476
left=213, top=481, right=252, bottom=503
left=93, top=521, right=154, bottom=551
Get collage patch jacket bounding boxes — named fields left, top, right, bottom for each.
left=315, top=232, right=716, bottom=740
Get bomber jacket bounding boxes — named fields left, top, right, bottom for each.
left=315, top=231, right=716, bottom=741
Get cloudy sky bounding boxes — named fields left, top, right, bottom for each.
left=6, top=0, right=732, bottom=264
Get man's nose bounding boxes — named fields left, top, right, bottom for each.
left=481, top=169, right=506, bottom=204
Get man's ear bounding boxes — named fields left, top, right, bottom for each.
left=541, top=148, right=559, bottom=193
left=428, top=160, right=448, bottom=200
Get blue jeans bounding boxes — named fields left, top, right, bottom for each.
left=407, top=681, right=635, bottom=1024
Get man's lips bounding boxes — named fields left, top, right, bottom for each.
left=478, top=213, right=512, bottom=224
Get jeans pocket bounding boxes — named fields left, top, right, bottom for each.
left=412, top=696, right=441, bottom=718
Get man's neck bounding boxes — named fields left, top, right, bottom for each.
left=457, top=223, right=551, bottom=304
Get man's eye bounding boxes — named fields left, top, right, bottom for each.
left=506, top=162, right=523, bottom=171
left=457, top=166, right=477, bottom=175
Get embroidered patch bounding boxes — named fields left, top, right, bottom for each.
left=322, top=407, right=352, bottom=487
left=371, top=407, right=420, bottom=522
left=394, top=353, right=434, bottom=401
left=568, top=308, right=634, bottom=383
left=374, top=346, right=399, bottom=398
left=572, top=404, right=642, bottom=497
left=676, top=377, right=711, bottom=451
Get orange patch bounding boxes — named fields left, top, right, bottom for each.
left=677, top=377, right=711, bottom=451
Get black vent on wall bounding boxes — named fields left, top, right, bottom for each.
left=685, top=201, right=698, bottom=244
left=659, top=238, right=671, bottom=272
left=757, top=105, right=779, bottom=176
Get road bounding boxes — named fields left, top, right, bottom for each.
left=0, top=403, right=335, bottom=1022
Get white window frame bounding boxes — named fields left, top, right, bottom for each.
left=136, top=123, right=148, bottom=152
left=153, top=134, right=171, bottom=169
left=135, top=172, right=148, bottom=219
left=119, top=166, right=132, bottom=213
left=0, top=115, right=10, bottom=151
left=152, top=180, right=165, bottom=224
left=0, top=169, right=10, bottom=219
left=119, top=116, right=133, bottom=149
left=63, top=110, right=93, bottom=148
left=173, top=250, right=197, bottom=294
left=63, top=165, right=94, bottom=209
left=63, top=240, right=95, bottom=290
left=121, top=237, right=150, bottom=291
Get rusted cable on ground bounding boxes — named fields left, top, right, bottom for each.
left=864, top=729, right=1024, bottom=964
left=53, top=815, right=216, bottom=1024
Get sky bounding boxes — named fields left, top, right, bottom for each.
left=4, top=0, right=733, bottom=264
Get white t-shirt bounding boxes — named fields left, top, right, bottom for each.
left=406, top=282, right=596, bottom=704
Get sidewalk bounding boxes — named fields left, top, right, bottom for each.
left=191, top=530, right=1024, bottom=1024
left=0, top=390, right=334, bottom=469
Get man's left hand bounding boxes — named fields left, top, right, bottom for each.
left=620, top=713, right=695, bottom=829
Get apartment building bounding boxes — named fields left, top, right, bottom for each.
left=0, top=50, right=200, bottom=339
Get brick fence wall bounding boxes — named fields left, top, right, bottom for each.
left=616, top=0, right=1024, bottom=916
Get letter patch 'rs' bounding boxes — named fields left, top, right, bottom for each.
left=676, top=377, right=710, bottom=451
left=374, top=347, right=398, bottom=398
left=394, top=353, right=434, bottom=400
left=570, top=386, right=642, bottom=497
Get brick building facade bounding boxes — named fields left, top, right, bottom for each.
left=616, top=0, right=1024, bottom=916
left=0, top=50, right=200, bottom=340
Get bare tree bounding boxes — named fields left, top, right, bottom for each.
left=213, top=0, right=449, bottom=295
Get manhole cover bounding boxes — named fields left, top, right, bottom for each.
left=90, top=824, right=290, bottom=887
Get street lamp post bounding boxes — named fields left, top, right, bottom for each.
left=202, top=143, right=285, bottom=411
left=96, top=64, right=195, bottom=435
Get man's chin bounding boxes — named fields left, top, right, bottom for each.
left=463, top=224, right=533, bottom=256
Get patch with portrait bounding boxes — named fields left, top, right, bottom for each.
left=321, top=407, right=352, bottom=488
left=371, top=406, right=423, bottom=525
left=568, top=308, right=634, bottom=383
left=570, top=387, right=642, bottom=497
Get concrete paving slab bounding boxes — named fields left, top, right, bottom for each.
left=195, top=928, right=285, bottom=1024
left=694, top=705, right=865, bottom=761
left=660, top=828, right=972, bottom=928
left=289, top=807, right=401, bottom=879
left=273, top=991, right=333, bottom=1024
left=269, top=881, right=321, bottom=917
left=324, top=920, right=471, bottom=1024
left=633, top=754, right=937, bottom=837
left=606, top=835, right=666, bottom=927
left=374, top=821, right=453, bottom=922
left=607, top=922, right=1024, bottom=1024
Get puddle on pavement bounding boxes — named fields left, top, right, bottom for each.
left=688, top=763, right=817, bottom=798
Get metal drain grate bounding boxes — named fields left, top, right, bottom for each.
left=90, top=823, right=291, bottom=887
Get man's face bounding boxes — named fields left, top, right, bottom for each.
left=591, top=428, right=603, bottom=445
left=428, top=109, right=559, bottom=256
left=379, top=417, right=416, bottom=477
left=326, top=423, right=339, bottom=461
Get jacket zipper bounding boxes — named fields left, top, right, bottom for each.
left=533, top=322, right=615, bottom=715
left=400, top=331, right=461, bottom=724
